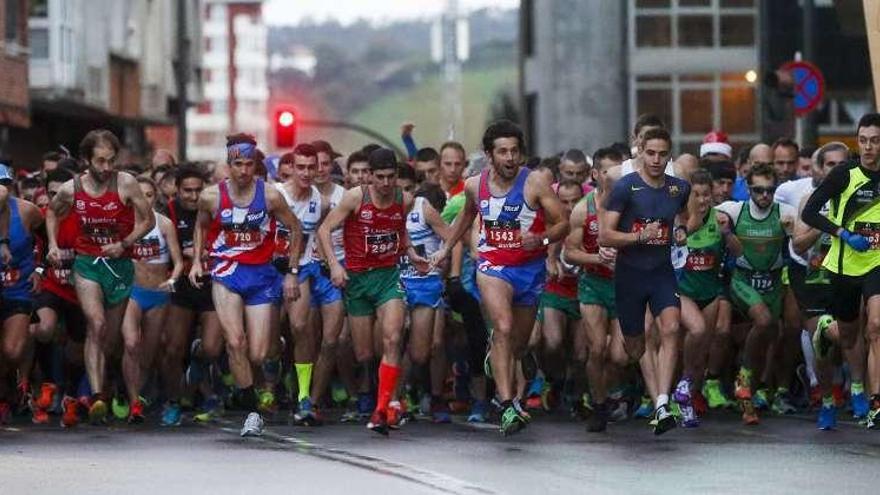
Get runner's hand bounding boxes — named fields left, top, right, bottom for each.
left=330, top=263, right=348, bottom=288
left=409, top=251, right=431, bottom=274
left=546, top=258, right=560, bottom=280
left=28, top=271, right=42, bottom=294
left=641, top=222, right=662, bottom=242
left=599, top=247, right=616, bottom=266
left=100, top=242, right=125, bottom=259
left=0, top=243, right=11, bottom=265
left=522, top=232, right=544, bottom=251
left=283, top=273, right=300, bottom=302
left=841, top=230, right=871, bottom=252
left=429, top=246, right=450, bottom=271
left=401, top=122, right=415, bottom=136
left=46, top=246, right=61, bottom=267
left=716, top=211, right=733, bottom=235
left=189, top=262, right=204, bottom=289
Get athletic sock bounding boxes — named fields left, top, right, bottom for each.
left=239, top=386, right=257, bottom=412
left=851, top=382, right=865, bottom=395
left=800, top=329, right=819, bottom=386
left=656, top=394, right=669, bottom=409
left=295, top=363, right=313, bottom=402
left=822, top=395, right=834, bottom=407
left=376, top=362, right=401, bottom=413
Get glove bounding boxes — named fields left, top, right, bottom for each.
left=841, top=230, right=871, bottom=252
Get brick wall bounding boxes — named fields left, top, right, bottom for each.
left=0, top=0, right=30, bottom=128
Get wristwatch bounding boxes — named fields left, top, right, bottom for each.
left=0, top=238, right=9, bottom=245
left=542, top=237, right=550, bottom=247
left=289, top=266, right=299, bottom=275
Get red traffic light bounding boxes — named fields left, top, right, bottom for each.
left=275, top=108, right=296, bottom=148
left=278, top=110, right=295, bottom=127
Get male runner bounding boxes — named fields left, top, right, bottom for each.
left=563, top=155, right=626, bottom=432
left=599, top=127, right=691, bottom=435
left=189, top=134, right=304, bottom=437
left=716, top=163, right=796, bottom=425
left=165, top=164, right=225, bottom=423
left=47, top=130, right=155, bottom=425
left=791, top=142, right=851, bottom=429
left=803, top=113, right=880, bottom=429
left=433, top=120, right=569, bottom=435
left=318, top=148, right=430, bottom=435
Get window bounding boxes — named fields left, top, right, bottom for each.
left=637, top=0, right=669, bottom=6
left=680, top=90, right=712, bottom=133
left=636, top=16, right=672, bottom=47
left=522, top=0, right=534, bottom=57
left=721, top=86, right=756, bottom=133
left=637, top=88, right=672, bottom=128
left=5, top=0, right=20, bottom=44
left=29, top=0, right=47, bottom=17
left=30, top=27, right=48, bottom=58
left=679, top=16, right=713, bottom=47
left=720, top=15, right=754, bottom=47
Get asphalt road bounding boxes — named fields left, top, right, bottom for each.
left=2, top=409, right=880, bottom=495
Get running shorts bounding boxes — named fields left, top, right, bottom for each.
left=131, top=285, right=170, bottom=312
left=73, top=255, right=134, bottom=306
left=730, top=269, right=782, bottom=320
left=538, top=291, right=580, bottom=322
left=345, top=266, right=405, bottom=317
left=578, top=274, right=616, bottom=319
left=614, top=262, right=679, bottom=337
left=212, top=260, right=282, bottom=306
left=476, top=256, right=546, bottom=307
left=299, top=261, right=343, bottom=308
left=402, top=275, right=444, bottom=309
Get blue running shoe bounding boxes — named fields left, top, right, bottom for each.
left=293, top=398, right=323, bottom=426
left=161, top=402, right=182, bottom=427
left=431, top=397, right=451, bottom=424
left=753, top=389, right=770, bottom=410
left=356, top=393, right=374, bottom=420
left=817, top=404, right=837, bottom=431
left=633, top=396, right=653, bottom=419
left=467, top=400, right=489, bottom=423
left=526, top=375, right=545, bottom=399
left=851, top=392, right=870, bottom=420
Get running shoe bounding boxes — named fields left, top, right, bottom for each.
left=257, top=389, right=277, bottom=415
left=866, top=396, right=880, bottom=429
left=609, top=399, right=628, bottom=422
left=128, top=398, right=146, bottom=424
left=512, top=398, right=532, bottom=423
left=633, top=396, right=653, bottom=419
left=852, top=392, right=870, bottom=420
left=32, top=407, right=49, bottom=425
left=367, top=409, right=389, bottom=436
left=240, top=412, right=264, bottom=437
left=540, top=382, right=560, bottom=412
left=160, top=402, right=182, bottom=427
left=387, top=401, right=404, bottom=429
left=111, top=396, right=129, bottom=421
left=0, top=401, right=11, bottom=424
left=652, top=404, right=676, bottom=435
left=740, top=399, right=759, bottom=426
left=817, top=404, right=837, bottom=431
left=703, top=379, right=734, bottom=409
left=771, top=391, right=797, bottom=415
left=330, top=382, right=349, bottom=406
left=499, top=403, right=526, bottom=436
left=812, top=315, right=835, bottom=361
left=734, top=372, right=752, bottom=401
left=61, top=396, right=79, bottom=428
left=418, top=393, right=432, bottom=417
left=468, top=400, right=489, bottom=423
left=34, top=382, right=58, bottom=411
left=753, top=388, right=770, bottom=410
left=570, top=394, right=592, bottom=421
left=586, top=402, right=608, bottom=433
left=692, top=390, right=708, bottom=417
left=431, top=397, right=451, bottom=424
left=193, top=396, right=223, bottom=423
left=89, top=398, right=109, bottom=425
left=293, top=398, right=323, bottom=426
left=356, top=393, right=375, bottom=421
left=674, top=377, right=699, bottom=428
left=16, top=379, right=31, bottom=414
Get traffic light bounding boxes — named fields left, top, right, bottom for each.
left=275, top=107, right=296, bottom=148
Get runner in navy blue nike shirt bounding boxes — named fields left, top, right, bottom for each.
left=599, top=127, right=691, bottom=435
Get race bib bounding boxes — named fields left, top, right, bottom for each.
left=51, top=268, right=73, bottom=286
left=1, top=268, right=21, bottom=287
left=750, top=271, right=775, bottom=293
left=400, top=243, right=427, bottom=268
left=133, top=238, right=161, bottom=260
left=484, top=219, right=522, bottom=249
left=855, top=222, right=880, bottom=250
left=631, top=218, right=670, bottom=246
left=84, top=225, right=119, bottom=246
left=685, top=249, right=716, bottom=271
left=226, top=226, right=262, bottom=249
left=364, top=232, right=399, bottom=256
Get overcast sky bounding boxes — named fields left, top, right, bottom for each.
left=263, top=0, right=519, bottom=26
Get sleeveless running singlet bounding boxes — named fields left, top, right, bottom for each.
left=72, top=173, right=135, bottom=256
left=206, top=179, right=276, bottom=265
left=476, top=167, right=546, bottom=266
left=343, top=187, right=406, bottom=272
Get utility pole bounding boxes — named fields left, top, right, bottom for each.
left=802, top=0, right=817, bottom=147
left=175, top=0, right=190, bottom=162
left=432, top=0, right=468, bottom=140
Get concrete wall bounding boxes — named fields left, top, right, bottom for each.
left=522, top=0, right=627, bottom=156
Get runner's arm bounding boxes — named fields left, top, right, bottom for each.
left=598, top=181, right=639, bottom=248
left=190, top=187, right=217, bottom=270
left=317, top=187, right=360, bottom=272
left=159, top=213, right=185, bottom=283
left=530, top=174, right=570, bottom=245
left=431, top=179, right=478, bottom=263
left=267, top=186, right=304, bottom=267
left=424, top=202, right=451, bottom=243
left=119, top=172, right=156, bottom=248
left=793, top=195, right=822, bottom=255
left=562, top=201, right=601, bottom=266
left=802, top=165, right=847, bottom=236
left=46, top=180, right=74, bottom=259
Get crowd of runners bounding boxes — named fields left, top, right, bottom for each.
left=1, top=113, right=880, bottom=438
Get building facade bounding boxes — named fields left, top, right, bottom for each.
left=0, top=0, right=31, bottom=156
left=187, top=0, right=268, bottom=161
left=521, top=0, right=870, bottom=157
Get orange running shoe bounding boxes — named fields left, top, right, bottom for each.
left=61, top=396, right=79, bottom=428
left=35, top=382, right=58, bottom=410
left=32, top=407, right=49, bottom=424
left=128, top=398, right=145, bottom=424
left=741, top=399, right=759, bottom=425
